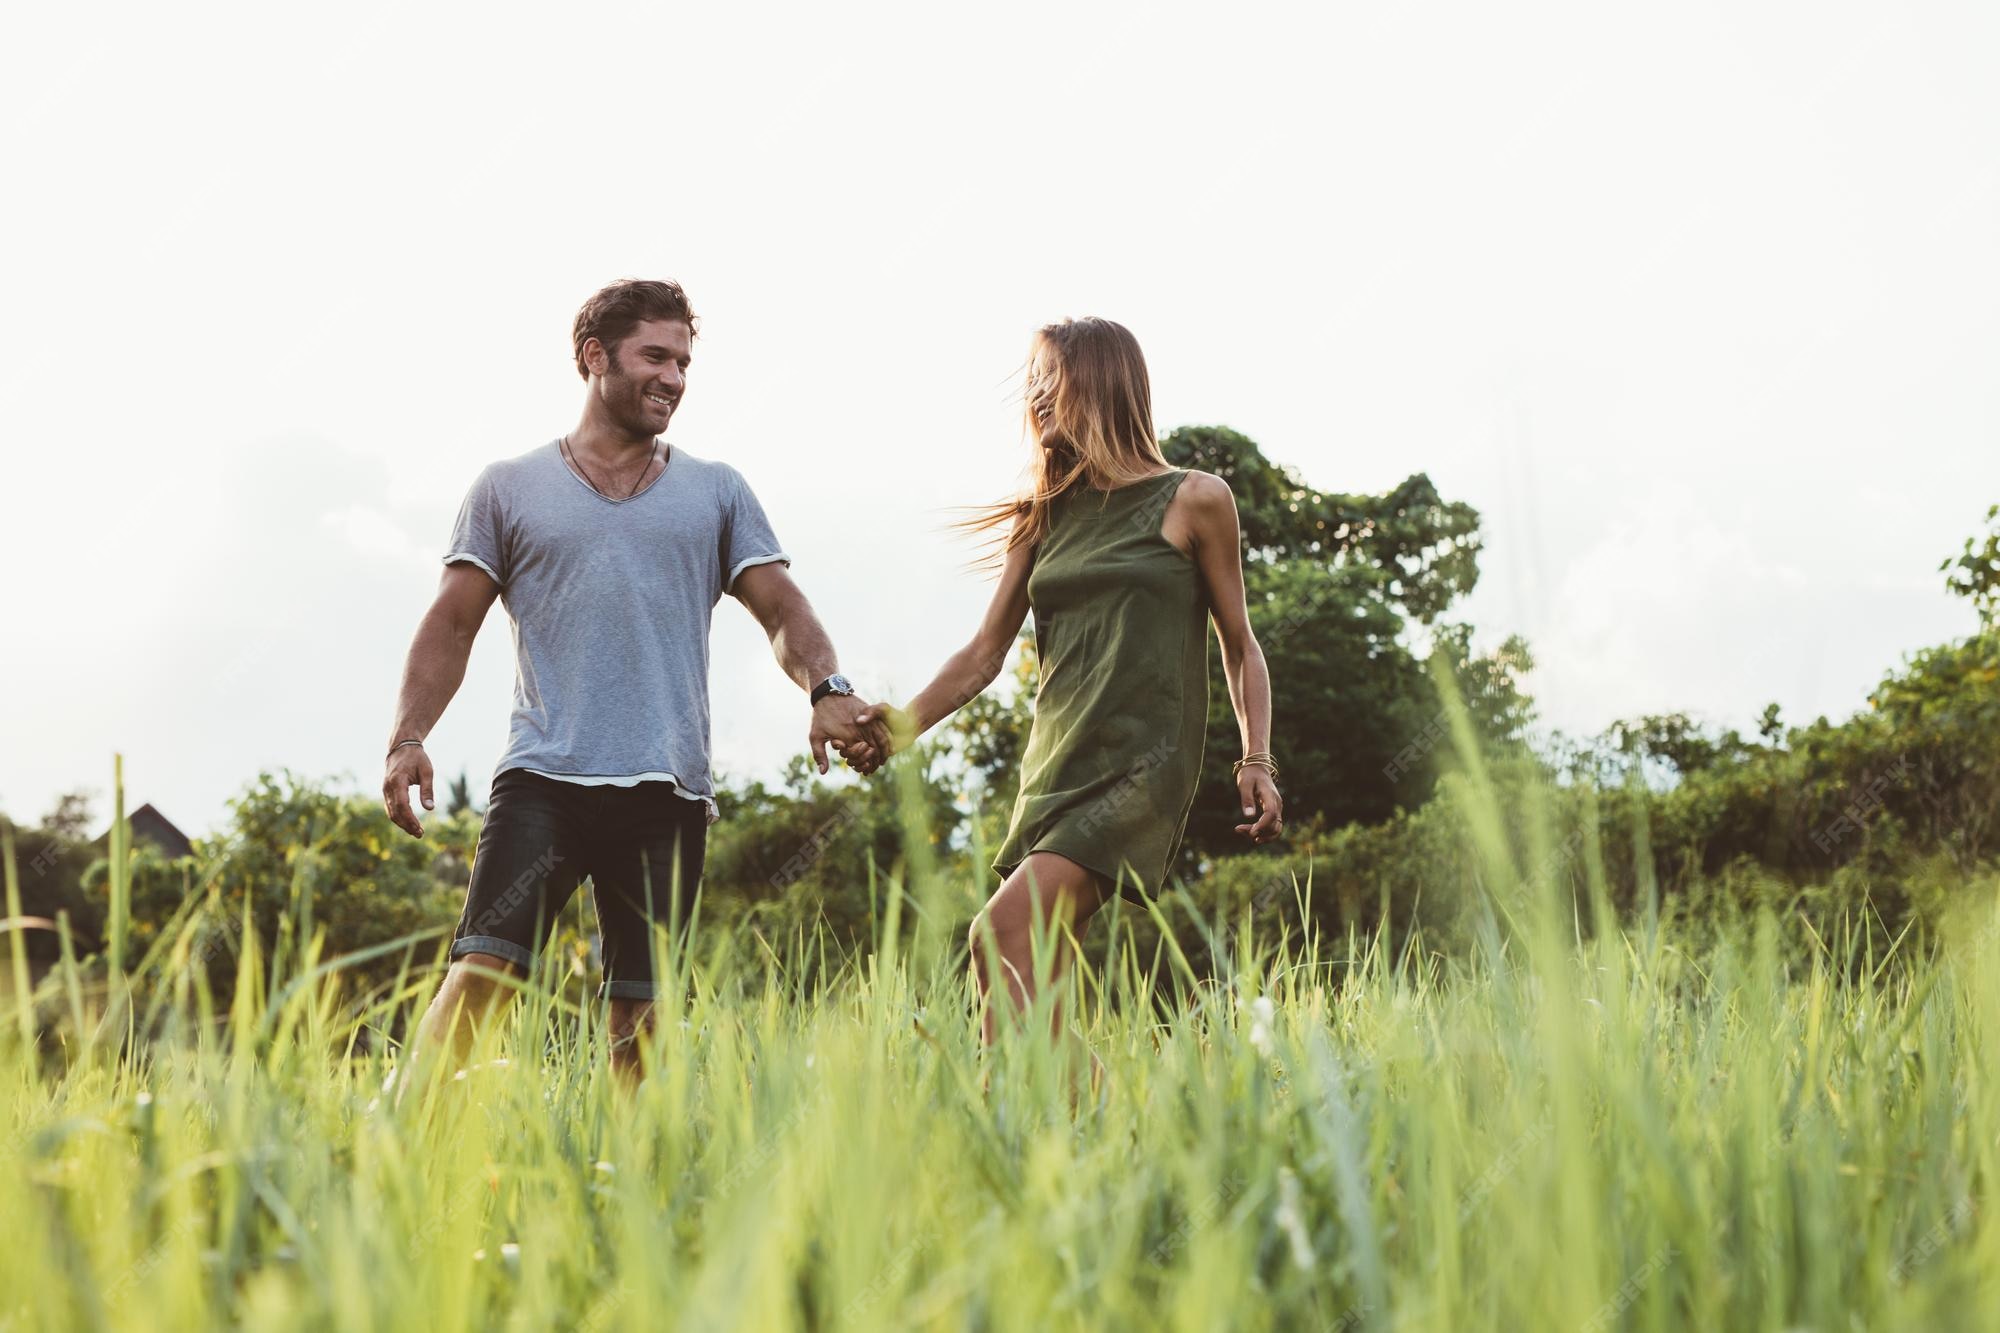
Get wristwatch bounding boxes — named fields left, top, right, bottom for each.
left=810, top=674, right=856, bottom=705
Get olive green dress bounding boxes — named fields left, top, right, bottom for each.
left=993, top=468, right=1210, bottom=898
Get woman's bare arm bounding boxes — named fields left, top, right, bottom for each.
left=856, top=533, right=1035, bottom=752
left=1183, top=472, right=1283, bottom=843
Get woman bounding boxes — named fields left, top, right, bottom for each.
left=850, top=317, right=1282, bottom=1045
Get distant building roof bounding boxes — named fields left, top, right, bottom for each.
left=93, top=803, right=196, bottom=861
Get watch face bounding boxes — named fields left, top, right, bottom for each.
left=828, top=674, right=855, bottom=694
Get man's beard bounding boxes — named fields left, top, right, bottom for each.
left=606, top=363, right=674, bottom=436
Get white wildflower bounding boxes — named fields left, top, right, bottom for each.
left=1275, top=1167, right=1316, bottom=1270
left=1249, top=995, right=1276, bottom=1058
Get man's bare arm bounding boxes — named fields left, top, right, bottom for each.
left=383, top=563, right=500, bottom=836
left=731, top=562, right=889, bottom=773
left=731, top=562, right=837, bottom=690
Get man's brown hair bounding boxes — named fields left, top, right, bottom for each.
left=572, top=279, right=700, bottom=380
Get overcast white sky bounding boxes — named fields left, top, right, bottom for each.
left=2, top=1, right=1995, bottom=838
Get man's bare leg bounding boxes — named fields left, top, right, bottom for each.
left=411, top=952, right=523, bottom=1081
left=607, top=998, right=655, bottom=1083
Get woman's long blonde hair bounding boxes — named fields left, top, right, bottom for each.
left=960, top=317, right=1170, bottom=563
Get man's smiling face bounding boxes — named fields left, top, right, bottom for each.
left=593, top=318, right=692, bottom=437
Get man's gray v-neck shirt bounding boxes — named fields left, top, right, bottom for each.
left=443, top=440, right=789, bottom=822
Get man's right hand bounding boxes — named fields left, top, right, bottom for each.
left=383, top=743, right=435, bottom=837
left=839, top=702, right=915, bottom=776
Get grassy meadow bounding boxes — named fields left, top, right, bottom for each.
left=7, top=740, right=2000, bottom=1333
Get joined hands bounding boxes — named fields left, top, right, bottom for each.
left=822, top=701, right=914, bottom=777
left=808, top=693, right=891, bottom=776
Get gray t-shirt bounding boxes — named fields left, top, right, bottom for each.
left=444, top=440, right=789, bottom=820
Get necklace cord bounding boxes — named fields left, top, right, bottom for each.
left=563, top=435, right=658, bottom=500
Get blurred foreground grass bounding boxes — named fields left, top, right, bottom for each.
left=5, top=751, right=2000, bottom=1333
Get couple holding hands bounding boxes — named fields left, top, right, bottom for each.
left=383, top=278, right=1281, bottom=1074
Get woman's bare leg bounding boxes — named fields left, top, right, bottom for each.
left=969, top=852, right=1109, bottom=1047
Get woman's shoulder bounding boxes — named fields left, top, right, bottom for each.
left=1173, top=468, right=1236, bottom=510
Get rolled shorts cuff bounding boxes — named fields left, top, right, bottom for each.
left=450, top=935, right=536, bottom=971
left=600, top=979, right=660, bottom=1002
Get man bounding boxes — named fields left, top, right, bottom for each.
left=382, top=278, right=887, bottom=1077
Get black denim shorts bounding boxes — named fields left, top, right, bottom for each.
left=448, top=768, right=708, bottom=1001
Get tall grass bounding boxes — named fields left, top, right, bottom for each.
left=4, top=731, right=1999, bottom=1331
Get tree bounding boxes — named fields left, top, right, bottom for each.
left=109, top=771, right=477, bottom=998
left=1159, top=425, right=1483, bottom=621
left=442, top=769, right=480, bottom=817
left=1427, top=623, right=1538, bottom=758
left=39, top=790, right=96, bottom=841
left=703, top=752, right=965, bottom=954
left=1, top=795, right=104, bottom=962
left=1595, top=713, right=1761, bottom=786
left=1160, top=427, right=1526, bottom=859
left=1942, top=503, right=2000, bottom=626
